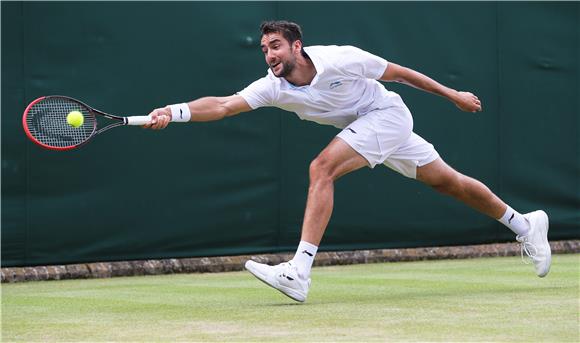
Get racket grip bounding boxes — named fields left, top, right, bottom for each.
left=125, top=115, right=152, bottom=126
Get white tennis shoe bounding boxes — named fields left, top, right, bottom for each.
left=517, top=210, right=551, bottom=277
left=245, top=260, right=311, bottom=302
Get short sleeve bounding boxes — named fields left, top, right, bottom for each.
left=237, top=76, right=276, bottom=109
left=336, top=46, right=389, bottom=80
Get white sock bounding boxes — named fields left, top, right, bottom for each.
left=498, top=206, right=530, bottom=236
left=292, top=241, right=318, bottom=278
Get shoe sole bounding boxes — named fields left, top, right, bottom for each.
left=536, top=210, right=551, bottom=278
left=245, top=261, right=306, bottom=302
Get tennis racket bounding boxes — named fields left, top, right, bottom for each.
left=22, top=95, right=152, bottom=151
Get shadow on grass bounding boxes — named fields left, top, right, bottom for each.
left=254, top=283, right=570, bottom=306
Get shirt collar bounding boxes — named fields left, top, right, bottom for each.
left=303, top=46, right=323, bottom=85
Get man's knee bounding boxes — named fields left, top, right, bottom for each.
left=309, top=138, right=368, bottom=184
left=309, top=155, right=334, bottom=183
left=431, top=173, right=464, bottom=196
left=417, top=159, right=462, bottom=195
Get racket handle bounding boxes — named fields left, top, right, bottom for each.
left=125, top=115, right=152, bottom=126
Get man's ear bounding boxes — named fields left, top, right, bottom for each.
left=293, top=40, right=303, bottom=54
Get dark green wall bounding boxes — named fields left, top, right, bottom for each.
left=2, top=2, right=578, bottom=267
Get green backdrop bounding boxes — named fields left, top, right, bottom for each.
left=2, top=2, right=578, bottom=267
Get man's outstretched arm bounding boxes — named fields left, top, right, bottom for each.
left=379, top=62, right=482, bottom=113
left=144, top=95, right=252, bottom=130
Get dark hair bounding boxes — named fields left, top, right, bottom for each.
left=260, top=20, right=308, bottom=58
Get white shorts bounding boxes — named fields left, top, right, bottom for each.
left=336, top=99, right=439, bottom=179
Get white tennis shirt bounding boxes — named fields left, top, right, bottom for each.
left=238, top=45, right=402, bottom=129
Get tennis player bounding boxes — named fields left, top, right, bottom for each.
left=145, top=21, right=551, bottom=302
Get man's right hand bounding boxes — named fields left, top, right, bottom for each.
left=454, top=91, right=482, bottom=113
left=143, top=106, right=172, bottom=130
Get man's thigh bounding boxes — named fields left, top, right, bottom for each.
left=314, top=137, right=369, bottom=179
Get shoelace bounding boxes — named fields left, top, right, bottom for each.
left=516, top=236, right=538, bottom=264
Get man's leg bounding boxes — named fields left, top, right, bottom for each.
left=416, top=158, right=551, bottom=277
left=300, top=137, right=369, bottom=245
left=245, top=138, right=369, bottom=302
left=416, top=158, right=507, bottom=219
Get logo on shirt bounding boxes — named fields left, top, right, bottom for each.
left=329, top=81, right=343, bottom=89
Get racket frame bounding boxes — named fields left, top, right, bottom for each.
left=22, top=95, right=131, bottom=151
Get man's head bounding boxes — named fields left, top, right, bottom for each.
left=260, top=20, right=307, bottom=78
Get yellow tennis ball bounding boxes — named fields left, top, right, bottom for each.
left=66, top=111, right=84, bottom=128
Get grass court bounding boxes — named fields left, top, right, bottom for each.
left=3, top=254, right=579, bottom=342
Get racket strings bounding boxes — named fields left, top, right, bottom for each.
left=25, top=98, right=96, bottom=148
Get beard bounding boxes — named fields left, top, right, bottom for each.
left=271, top=59, right=296, bottom=78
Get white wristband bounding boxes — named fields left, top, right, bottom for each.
left=169, top=103, right=191, bottom=122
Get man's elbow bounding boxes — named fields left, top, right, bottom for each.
left=219, top=103, right=240, bottom=118
left=380, top=63, right=409, bottom=83
left=212, top=105, right=227, bottom=120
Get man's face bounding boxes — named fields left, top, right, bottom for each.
left=260, top=32, right=298, bottom=78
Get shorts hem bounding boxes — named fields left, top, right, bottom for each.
left=335, top=135, right=375, bottom=168
left=418, top=150, right=440, bottom=168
